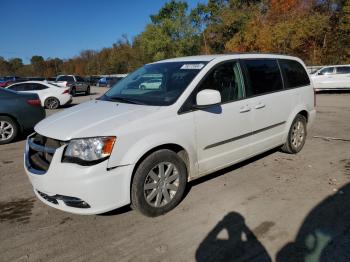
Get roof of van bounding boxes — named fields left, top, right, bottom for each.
left=154, top=53, right=302, bottom=63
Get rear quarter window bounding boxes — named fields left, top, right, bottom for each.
left=279, top=59, right=310, bottom=88
left=242, top=59, right=283, bottom=97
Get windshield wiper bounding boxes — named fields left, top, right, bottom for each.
left=105, top=96, right=144, bottom=105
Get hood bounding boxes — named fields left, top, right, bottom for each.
left=35, top=100, right=161, bottom=140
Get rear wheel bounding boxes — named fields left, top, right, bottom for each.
left=44, top=97, right=60, bottom=109
left=85, top=86, right=90, bottom=95
left=281, top=114, right=307, bottom=154
left=71, top=88, right=76, bottom=96
left=131, top=149, right=187, bottom=217
left=0, top=116, right=18, bottom=144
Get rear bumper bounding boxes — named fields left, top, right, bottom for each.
left=24, top=138, right=134, bottom=215
left=59, top=94, right=72, bottom=106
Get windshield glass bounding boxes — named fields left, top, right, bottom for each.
left=101, top=61, right=207, bottom=106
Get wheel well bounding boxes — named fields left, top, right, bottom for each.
left=130, top=144, right=190, bottom=187
left=298, top=110, right=308, bottom=122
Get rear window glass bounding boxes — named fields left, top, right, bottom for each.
left=279, top=59, right=310, bottom=88
left=242, top=59, right=283, bottom=97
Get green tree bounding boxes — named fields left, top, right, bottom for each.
left=136, top=0, right=201, bottom=62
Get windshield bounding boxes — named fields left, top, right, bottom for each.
left=101, top=61, right=207, bottom=106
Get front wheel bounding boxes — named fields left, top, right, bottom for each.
left=131, top=149, right=187, bottom=217
left=281, top=114, right=307, bottom=154
left=85, top=86, right=90, bottom=95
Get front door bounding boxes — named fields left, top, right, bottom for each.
left=194, top=61, right=253, bottom=175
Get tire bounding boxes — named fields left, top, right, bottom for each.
left=140, top=85, right=146, bottom=90
left=281, top=114, right=307, bottom=154
left=71, top=88, right=76, bottom=96
left=131, top=149, right=187, bottom=217
left=44, top=97, right=60, bottom=109
left=0, top=116, right=18, bottom=145
left=85, top=86, right=90, bottom=95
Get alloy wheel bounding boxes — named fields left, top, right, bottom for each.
left=143, top=162, right=180, bottom=207
left=0, top=121, right=14, bottom=141
left=47, top=98, right=59, bottom=109
left=291, top=120, right=305, bottom=149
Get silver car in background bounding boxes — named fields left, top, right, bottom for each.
left=55, top=75, right=90, bottom=96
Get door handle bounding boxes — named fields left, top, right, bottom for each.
left=239, top=106, right=251, bottom=113
left=254, top=103, right=266, bottom=109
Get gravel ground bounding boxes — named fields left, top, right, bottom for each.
left=0, top=88, right=349, bottom=262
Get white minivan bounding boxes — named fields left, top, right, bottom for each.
left=24, top=54, right=316, bottom=217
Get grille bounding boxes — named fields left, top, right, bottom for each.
left=27, top=133, right=63, bottom=173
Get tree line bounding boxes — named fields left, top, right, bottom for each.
left=1, top=0, right=349, bottom=77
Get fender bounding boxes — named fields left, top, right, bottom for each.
left=107, top=131, right=199, bottom=179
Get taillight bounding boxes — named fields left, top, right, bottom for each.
left=27, top=99, right=41, bottom=106
left=62, top=89, right=69, bottom=94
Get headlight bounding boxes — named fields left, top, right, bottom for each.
left=63, top=137, right=116, bottom=165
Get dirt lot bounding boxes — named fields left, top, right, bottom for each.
left=0, top=88, right=349, bottom=262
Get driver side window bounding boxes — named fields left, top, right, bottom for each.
left=197, top=61, right=244, bottom=103
left=318, top=67, right=334, bottom=75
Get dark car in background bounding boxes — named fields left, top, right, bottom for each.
left=97, top=77, right=122, bottom=87
left=0, top=88, right=45, bottom=144
left=55, top=75, right=90, bottom=96
left=86, top=76, right=102, bottom=86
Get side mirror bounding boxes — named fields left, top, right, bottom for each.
left=196, top=89, right=221, bottom=108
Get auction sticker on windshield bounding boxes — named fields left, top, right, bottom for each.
left=180, top=64, right=205, bottom=70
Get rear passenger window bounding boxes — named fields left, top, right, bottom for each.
left=242, top=59, right=283, bottom=97
left=279, top=59, right=310, bottom=88
left=336, top=67, right=350, bottom=74
left=31, top=83, right=48, bottom=90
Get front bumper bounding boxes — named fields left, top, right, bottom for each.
left=24, top=138, right=134, bottom=215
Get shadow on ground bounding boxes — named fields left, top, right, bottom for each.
left=195, top=182, right=350, bottom=261
left=196, top=212, right=272, bottom=262
left=276, top=182, right=350, bottom=262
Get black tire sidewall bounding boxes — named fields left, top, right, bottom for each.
left=0, top=116, right=18, bottom=144
left=131, top=149, right=187, bottom=217
left=288, top=115, right=307, bottom=153
left=86, top=86, right=90, bottom=95
left=71, top=88, right=76, bottom=96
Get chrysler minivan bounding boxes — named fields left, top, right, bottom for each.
left=24, top=54, right=316, bottom=217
